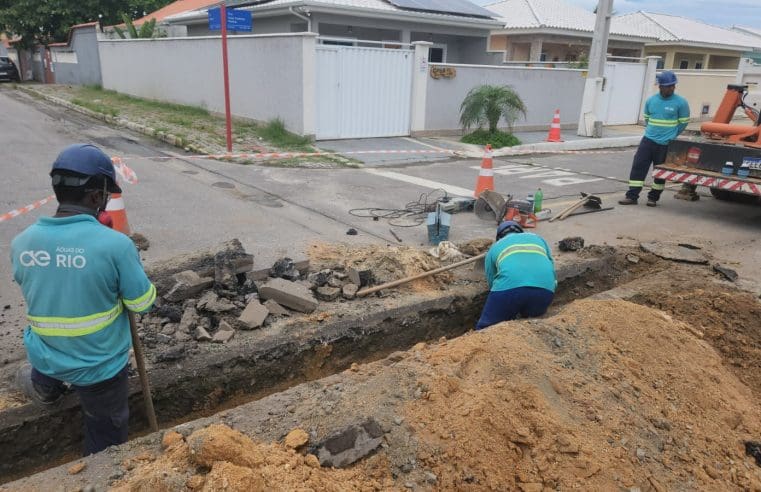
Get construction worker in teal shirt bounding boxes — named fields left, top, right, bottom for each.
left=619, top=70, right=690, bottom=207
left=477, top=221, right=556, bottom=330
left=11, top=144, right=156, bottom=456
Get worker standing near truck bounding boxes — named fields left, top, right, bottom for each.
left=10, top=144, right=156, bottom=456
left=476, top=221, right=556, bottom=330
left=619, top=71, right=691, bottom=207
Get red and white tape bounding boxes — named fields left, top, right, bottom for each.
left=116, top=147, right=626, bottom=162
left=653, top=169, right=761, bottom=196
left=0, top=195, right=56, bottom=224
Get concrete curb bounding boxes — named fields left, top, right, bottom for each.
left=16, top=85, right=216, bottom=156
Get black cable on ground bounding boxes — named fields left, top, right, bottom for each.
left=349, top=189, right=449, bottom=227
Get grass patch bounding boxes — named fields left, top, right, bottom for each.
left=72, top=98, right=119, bottom=117
left=461, top=129, right=521, bottom=149
left=257, top=118, right=312, bottom=151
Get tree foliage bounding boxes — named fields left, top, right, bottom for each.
left=114, top=15, right=157, bottom=39
left=459, top=85, right=527, bottom=133
left=0, top=0, right=171, bottom=46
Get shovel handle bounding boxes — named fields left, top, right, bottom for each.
left=128, top=311, right=158, bottom=432
left=356, top=252, right=486, bottom=297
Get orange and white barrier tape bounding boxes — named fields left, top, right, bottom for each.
left=0, top=195, right=56, bottom=223
left=112, top=156, right=138, bottom=184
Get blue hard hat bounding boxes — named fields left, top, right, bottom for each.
left=656, top=71, right=678, bottom=86
left=496, top=220, right=523, bottom=239
left=50, top=144, right=121, bottom=193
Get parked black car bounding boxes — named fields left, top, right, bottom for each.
left=0, top=56, right=20, bottom=82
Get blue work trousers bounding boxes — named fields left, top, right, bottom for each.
left=626, top=137, right=669, bottom=201
left=32, top=365, right=130, bottom=456
left=476, top=287, right=554, bottom=330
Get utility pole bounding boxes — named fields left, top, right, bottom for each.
left=577, top=0, right=613, bottom=137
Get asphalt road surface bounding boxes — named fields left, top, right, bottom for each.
left=2, top=87, right=761, bottom=383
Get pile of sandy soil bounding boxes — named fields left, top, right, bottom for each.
left=112, top=299, right=761, bottom=491
left=112, top=424, right=390, bottom=491
left=404, top=299, right=761, bottom=490
left=308, top=242, right=456, bottom=292
left=631, top=286, right=761, bottom=395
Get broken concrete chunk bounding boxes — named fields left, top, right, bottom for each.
left=713, top=264, right=738, bottom=282
left=346, top=267, right=361, bottom=287
left=258, top=278, right=318, bottom=313
left=315, top=418, right=384, bottom=468
left=640, top=242, right=709, bottom=264
left=328, top=276, right=346, bottom=288
left=308, top=270, right=331, bottom=288
left=214, top=253, right=240, bottom=290
left=270, top=258, right=301, bottom=281
left=558, top=237, right=585, bottom=252
left=239, top=300, right=269, bottom=330
left=263, top=299, right=290, bottom=316
left=164, top=272, right=214, bottom=303
left=626, top=254, right=640, bottom=264
left=179, top=307, right=199, bottom=333
left=342, top=284, right=359, bottom=300
left=197, top=291, right=237, bottom=313
left=174, top=331, right=192, bottom=342
left=194, top=326, right=213, bottom=342
left=316, top=286, right=341, bottom=302
left=212, top=321, right=235, bottom=343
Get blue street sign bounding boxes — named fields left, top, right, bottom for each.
left=208, top=7, right=253, bottom=32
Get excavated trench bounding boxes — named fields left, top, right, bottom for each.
left=0, top=247, right=663, bottom=482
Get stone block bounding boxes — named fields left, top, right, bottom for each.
left=258, top=278, right=318, bottom=313
left=239, top=300, right=269, bottom=330
left=164, top=271, right=214, bottom=303
left=197, top=291, right=236, bottom=313
left=315, top=418, right=384, bottom=468
left=194, top=326, right=212, bottom=342
left=212, top=321, right=235, bottom=343
left=316, top=286, right=341, bottom=302
left=263, top=299, right=290, bottom=316
left=342, top=284, right=359, bottom=300
left=346, top=267, right=361, bottom=287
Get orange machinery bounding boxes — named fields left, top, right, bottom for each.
left=700, top=84, right=761, bottom=148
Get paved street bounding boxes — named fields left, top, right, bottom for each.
left=2, top=87, right=761, bottom=375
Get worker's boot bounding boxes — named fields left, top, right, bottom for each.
left=646, top=200, right=657, bottom=207
left=15, top=363, right=66, bottom=407
left=618, top=197, right=638, bottom=205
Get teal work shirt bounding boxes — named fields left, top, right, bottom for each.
left=643, top=93, right=690, bottom=145
left=485, top=232, right=556, bottom=293
left=11, top=214, right=156, bottom=386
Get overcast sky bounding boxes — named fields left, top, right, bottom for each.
left=487, top=0, right=761, bottom=29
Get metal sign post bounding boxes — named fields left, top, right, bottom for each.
left=220, top=4, right=233, bottom=153
left=208, top=4, right=253, bottom=153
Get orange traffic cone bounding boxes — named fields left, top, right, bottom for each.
left=546, top=109, right=563, bottom=142
left=473, top=144, right=494, bottom=198
left=105, top=192, right=131, bottom=235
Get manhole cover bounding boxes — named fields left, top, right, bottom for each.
left=211, top=181, right=235, bottom=189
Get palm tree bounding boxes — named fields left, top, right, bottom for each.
left=459, top=85, right=526, bottom=133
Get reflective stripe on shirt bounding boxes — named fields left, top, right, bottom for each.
left=28, top=302, right=123, bottom=337
left=124, top=284, right=156, bottom=312
left=647, top=118, right=680, bottom=127
left=496, top=243, right=548, bottom=265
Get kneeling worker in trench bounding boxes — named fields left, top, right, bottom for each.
left=476, top=221, right=556, bottom=330
left=10, top=144, right=157, bottom=455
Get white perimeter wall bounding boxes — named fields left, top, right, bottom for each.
left=424, top=64, right=586, bottom=133
left=99, top=34, right=313, bottom=134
